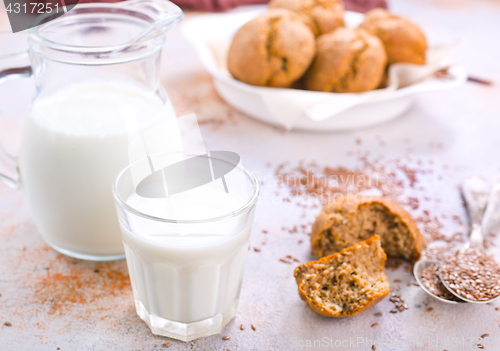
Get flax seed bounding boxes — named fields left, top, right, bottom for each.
left=440, top=248, right=500, bottom=302
left=162, top=342, right=171, bottom=347
left=371, top=323, right=378, bottom=327
left=240, top=324, right=245, bottom=330
left=251, top=324, right=256, bottom=331
left=222, top=336, right=230, bottom=340
left=421, top=264, right=462, bottom=302
left=4, top=321, right=11, bottom=327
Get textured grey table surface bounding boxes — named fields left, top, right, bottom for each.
left=1, top=0, right=500, bottom=350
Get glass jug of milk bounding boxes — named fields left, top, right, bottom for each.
left=0, top=0, right=183, bottom=260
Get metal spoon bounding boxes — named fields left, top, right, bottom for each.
left=413, top=176, right=489, bottom=304
left=438, top=180, right=500, bottom=304
left=413, top=258, right=465, bottom=304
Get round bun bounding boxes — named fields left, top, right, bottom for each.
left=359, top=8, right=427, bottom=65
left=227, top=9, right=316, bottom=88
left=304, top=28, right=387, bottom=93
left=268, top=0, right=344, bottom=36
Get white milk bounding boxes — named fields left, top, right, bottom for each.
left=19, top=82, right=173, bottom=258
left=119, top=184, right=252, bottom=339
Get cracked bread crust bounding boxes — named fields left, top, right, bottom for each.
left=311, top=196, right=423, bottom=262
left=303, top=28, right=387, bottom=93
left=268, top=0, right=345, bottom=36
left=294, top=235, right=390, bottom=317
left=359, top=8, right=427, bottom=65
left=227, top=9, right=316, bottom=88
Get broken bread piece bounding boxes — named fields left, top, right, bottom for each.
left=294, top=235, right=389, bottom=317
left=311, top=196, right=423, bottom=262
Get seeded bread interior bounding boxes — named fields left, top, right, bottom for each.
left=311, top=196, right=423, bottom=262
left=294, top=235, right=390, bottom=317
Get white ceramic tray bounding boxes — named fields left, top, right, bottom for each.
left=182, top=6, right=467, bottom=131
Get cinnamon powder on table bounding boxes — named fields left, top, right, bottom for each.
left=17, top=247, right=132, bottom=315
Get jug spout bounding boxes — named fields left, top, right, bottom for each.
left=125, top=0, right=184, bottom=42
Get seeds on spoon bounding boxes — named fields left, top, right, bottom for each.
left=421, top=264, right=461, bottom=302
left=440, top=248, right=500, bottom=302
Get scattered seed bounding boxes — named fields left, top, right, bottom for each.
left=372, top=345, right=376, bottom=350
left=4, top=322, right=12, bottom=327
left=394, top=279, right=401, bottom=283
left=371, top=323, right=378, bottom=328
left=477, top=344, right=484, bottom=349
left=240, top=324, right=244, bottom=330
left=389, top=293, right=407, bottom=313
left=262, top=230, right=268, bottom=234
left=222, top=336, right=230, bottom=340
left=162, top=342, right=171, bottom=347
left=251, top=324, right=256, bottom=331
left=279, top=258, right=291, bottom=264
left=481, top=334, right=489, bottom=338
left=427, top=307, right=433, bottom=312
left=254, top=247, right=261, bottom=252
left=374, top=312, right=382, bottom=316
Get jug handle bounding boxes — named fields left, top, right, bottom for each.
left=0, top=53, right=33, bottom=189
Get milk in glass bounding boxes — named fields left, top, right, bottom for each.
left=114, top=157, right=258, bottom=341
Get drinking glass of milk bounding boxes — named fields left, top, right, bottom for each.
left=113, top=152, right=259, bottom=341
left=0, top=0, right=183, bottom=260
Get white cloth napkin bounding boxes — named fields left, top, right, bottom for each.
left=209, top=39, right=459, bottom=129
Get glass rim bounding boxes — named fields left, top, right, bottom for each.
left=28, top=1, right=183, bottom=56
left=112, top=154, right=260, bottom=224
